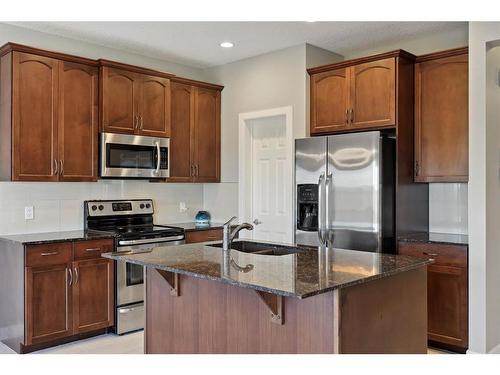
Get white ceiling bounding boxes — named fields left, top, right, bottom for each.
left=8, top=22, right=466, bottom=69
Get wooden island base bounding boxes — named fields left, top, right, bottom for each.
left=145, top=267, right=427, bottom=354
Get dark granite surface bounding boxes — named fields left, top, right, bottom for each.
left=398, top=232, right=468, bottom=246
left=162, top=222, right=226, bottom=232
left=102, top=240, right=431, bottom=299
left=0, top=230, right=115, bottom=245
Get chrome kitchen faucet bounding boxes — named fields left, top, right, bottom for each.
left=222, top=216, right=254, bottom=250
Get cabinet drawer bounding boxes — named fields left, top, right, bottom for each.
left=398, top=242, right=467, bottom=268
left=74, top=239, right=114, bottom=260
left=25, top=242, right=72, bottom=267
left=185, top=229, right=223, bottom=244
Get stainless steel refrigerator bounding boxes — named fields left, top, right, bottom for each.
left=295, top=131, right=395, bottom=253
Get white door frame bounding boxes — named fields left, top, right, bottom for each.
left=238, top=106, right=294, bottom=243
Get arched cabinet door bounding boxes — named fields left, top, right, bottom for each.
left=139, top=75, right=171, bottom=138
left=58, top=61, right=98, bottom=181
left=12, top=52, right=59, bottom=181
left=350, top=58, right=396, bottom=129
left=310, top=68, right=350, bottom=135
left=169, top=81, right=195, bottom=182
left=101, top=66, right=139, bottom=134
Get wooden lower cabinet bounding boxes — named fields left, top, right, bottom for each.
left=185, top=228, right=223, bottom=244
left=24, top=239, right=114, bottom=350
left=72, top=258, right=114, bottom=334
left=399, top=241, right=468, bottom=352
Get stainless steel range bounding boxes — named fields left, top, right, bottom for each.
left=84, top=199, right=184, bottom=334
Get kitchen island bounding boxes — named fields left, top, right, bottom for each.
left=103, top=240, right=430, bottom=354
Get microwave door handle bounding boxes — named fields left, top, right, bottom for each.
left=155, top=141, right=161, bottom=176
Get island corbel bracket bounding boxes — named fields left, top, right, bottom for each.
left=157, top=270, right=180, bottom=296
left=255, top=291, right=283, bottom=325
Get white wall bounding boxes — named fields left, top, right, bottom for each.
left=202, top=44, right=342, bottom=222
left=468, top=22, right=500, bottom=354
left=0, top=23, right=210, bottom=234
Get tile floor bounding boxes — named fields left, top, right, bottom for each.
left=0, top=332, right=447, bottom=354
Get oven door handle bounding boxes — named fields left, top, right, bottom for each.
left=154, top=141, right=161, bottom=176
left=118, top=235, right=185, bottom=246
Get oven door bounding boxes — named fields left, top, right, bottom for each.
left=116, top=260, right=145, bottom=306
left=100, top=132, right=169, bottom=179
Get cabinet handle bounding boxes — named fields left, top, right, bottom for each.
left=423, top=252, right=438, bottom=257
left=345, top=109, right=349, bottom=124
left=53, top=159, right=59, bottom=176
left=140, top=116, right=144, bottom=130
left=41, top=251, right=58, bottom=256
left=191, top=165, right=195, bottom=177
left=85, top=248, right=101, bottom=252
left=74, top=267, right=79, bottom=285
left=59, top=160, right=64, bottom=176
left=349, top=108, right=354, bottom=124
left=195, top=165, right=199, bottom=177
left=67, top=268, right=73, bottom=286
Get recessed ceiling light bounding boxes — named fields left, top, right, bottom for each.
left=220, top=41, right=234, bottom=48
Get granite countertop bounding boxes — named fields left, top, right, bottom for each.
left=102, top=240, right=431, bottom=299
left=0, top=230, right=115, bottom=245
left=398, top=232, right=468, bottom=246
left=163, top=222, right=227, bottom=232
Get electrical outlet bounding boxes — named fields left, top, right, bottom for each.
left=179, top=202, right=188, bottom=213
left=25, top=206, right=34, bottom=220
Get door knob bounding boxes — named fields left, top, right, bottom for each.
left=253, top=219, right=262, bottom=225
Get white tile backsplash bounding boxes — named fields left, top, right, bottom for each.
left=0, top=181, right=203, bottom=235
left=429, top=183, right=468, bottom=235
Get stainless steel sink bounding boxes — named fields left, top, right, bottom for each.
left=208, top=240, right=305, bottom=256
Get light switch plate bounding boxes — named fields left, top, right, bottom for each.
left=179, top=202, right=187, bottom=213
left=25, top=206, right=34, bottom=220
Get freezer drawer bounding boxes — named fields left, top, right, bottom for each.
left=116, top=302, right=144, bottom=335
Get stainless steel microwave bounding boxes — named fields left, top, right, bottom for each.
left=100, top=133, right=169, bottom=179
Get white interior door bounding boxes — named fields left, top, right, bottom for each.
left=250, top=115, right=290, bottom=242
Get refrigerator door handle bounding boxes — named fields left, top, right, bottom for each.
left=318, top=173, right=326, bottom=246
left=325, top=172, right=334, bottom=247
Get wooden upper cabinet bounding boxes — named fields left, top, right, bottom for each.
left=308, top=51, right=408, bottom=135
left=310, top=68, right=350, bottom=134
left=169, top=81, right=194, bottom=182
left=194, top=87, right=221, bottom=182
left=100, top=66, right=138, bottom=135
left=59, top=62, right=98, bottom=181
left=168, top=78, right=222, bottom=183
left=12, top=52, right=59, bottom=181
left=139, top=75, right=171, bottom=137
left=414, top=48, right=468, bottom=182
left=350, top=58, right=395, bottom=129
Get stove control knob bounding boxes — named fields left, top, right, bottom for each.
left=98, top=205, right=104, bottom=211
left=146, top=203, right=151, bottom=209
left=140, top=203, right=145, bottom=209
left=91, top=205, right=97, bottom=211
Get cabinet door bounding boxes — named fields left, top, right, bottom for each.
left=12, top=52, right=59, bottom=181
left=350, top=58, right=396, bottom=129
left=415, top=54, right=468, bottom=182
left=72, top=258, right=114, bottom=334
left=169, top=81, right=195, bottom=182
left=59, top=61, right=98, bottom=181
left=139, top=75, right=171, bottom=138
left=101, top=66, right=139, bottom=134
left=193, top=87, right=220, bottom=182
left=427, top=264, right=468, bottom=349
left=310, top=68, right=350, bottom=134
left=25, top=263, right=72, bottom=345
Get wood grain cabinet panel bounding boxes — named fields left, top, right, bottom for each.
left=169, top=81, right=194, bottom=182
left=72, top=258, right=114, bottom=334
left=168, top=78, right=222, bottom=183
left=100, top=66, right=139, bottom=135
left=194, top=87, right=221, bottom=182
left=139, top=75, right=171, bottom=137
left=59, top=61, right=98, bottom=181
left=310, top=68, right=350, bottom=134
left=185, top=229, right=223, bottom=244
left=350, top=58, right=395, bottom=129
left=12, top=52, right=59, bottom=181
left=414, top=49, right=468, bottom=182
left=399, top=241, right=468, bottom=352
left=25, top=263, right=72, bottom=345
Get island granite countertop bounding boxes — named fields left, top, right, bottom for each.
left=102, top=240, right=431, bottom=299
left=0, top=230, right=115, bottom=245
